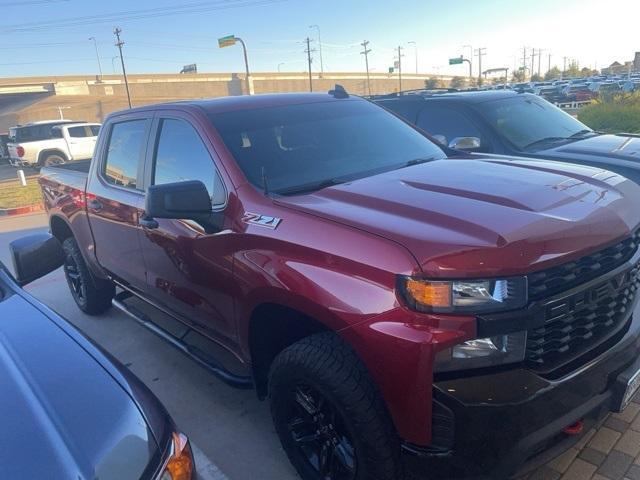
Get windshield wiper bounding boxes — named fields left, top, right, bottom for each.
left=275, top=177, right=346, bottom=196
left=568, top=129, right=596, bottom=139
left=404, top=156, right=438, bottom=167
left=523, top=136, right=569, bottom=150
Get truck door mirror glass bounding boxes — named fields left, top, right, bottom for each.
left=449, top=136, right=482, bottom=151
left=9, top=234, right=65, bottom=286
left=145, top=180, right=223, bottom=232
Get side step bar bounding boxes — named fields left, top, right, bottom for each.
left=112, top=291, right=253, bottom=389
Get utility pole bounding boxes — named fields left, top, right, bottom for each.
left=531, top=48, right=536, bottom=78
left=521, top=46, right=527, bottom=79
left=396, top=45, right=404, bottom=92
left=304, top=37, right=315, bottom=92
left=113, top=27, right=132, bottom=109
left=563, top=56, right=568, bottom=78
left=89, top=36, right=103, bottom=81
left=475, top=47, right=486, bottom=85
left=309, top=25, right=323, bottom=76
left=548, top=52, right=551, bottom=75
left=360, top=40, right=372, bottom=96
left=537, top=49, right=545, bottom=77
left=408, top=41, right=418, bottom=74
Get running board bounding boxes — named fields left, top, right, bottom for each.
left=112, top=291, right=253, bottom=389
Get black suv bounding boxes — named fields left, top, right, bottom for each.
left=372, top=90, right=640, bottom=185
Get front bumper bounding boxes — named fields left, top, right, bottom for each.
left=403, top=312, right=640, bottom=479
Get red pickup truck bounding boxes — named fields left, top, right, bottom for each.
left=40, top=90, right=640, bottom=480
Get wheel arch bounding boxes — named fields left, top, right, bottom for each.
left=38, top=149, right=68, bottom=166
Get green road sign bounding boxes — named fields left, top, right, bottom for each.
left=388, top=67, right=394, bottom=73
left=449, top=57, right=463, bottom=65
left=218, top=35, right=236, bottom=48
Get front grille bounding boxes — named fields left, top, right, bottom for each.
left=526, top=260, right=640, bottom=371
left=528, top=230, right=640, bottom=301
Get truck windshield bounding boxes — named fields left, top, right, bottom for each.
left=209, top=99, right=446, bottom=195
left=476, top=96, right=592, bottom=151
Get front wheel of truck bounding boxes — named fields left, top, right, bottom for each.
left=62, top=237, right=114, bottom=315
left=269, top=332, right=402, bottom=480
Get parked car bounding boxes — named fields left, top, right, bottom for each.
left=373, top=89, right=640, bottom=185
left=7, top=120, right=100, bottom=168
left=0, top=133, right=9, bottom=162
left=2, top=233, right=193, bottom=480
left=38, top=90, right=640, bottom=480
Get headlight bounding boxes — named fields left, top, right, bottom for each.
left=434, top=331, right=527, bottom=372
left=159, top=432, right=194, bottom=480
left=398, top=276, right=527, bottom=313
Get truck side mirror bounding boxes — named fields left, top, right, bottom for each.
left=448, top=136, right=482, bottom=151
left=144, top=180, right=223, bottom=233
left=9, top=234, right=65, bottom=286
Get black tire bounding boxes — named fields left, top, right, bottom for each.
left=269, top=332, right=402, bottom=480
left=62, top=236, right=114, bottom=315
left=41, top=153, right=65, bottom=167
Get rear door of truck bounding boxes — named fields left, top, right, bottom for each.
left=86, top=112, right=152, bottom=289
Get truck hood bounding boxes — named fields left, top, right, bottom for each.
left=277, top=157, right=640, bottom=277
left=541, top=134, right=640, bottom=163
left=0, top=292, right=156, bottom=480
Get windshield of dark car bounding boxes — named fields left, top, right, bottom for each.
left=209, top=99, right=446, bottom=194
left=477, top=96, right=591, bottom=150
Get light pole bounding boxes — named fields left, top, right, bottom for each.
left=408, top=41, right=418, bottom=74
left=462, top=44, right=473, bottom=77
left=360, top=40, right=371, bottom=96
left=309, top=24, right=323, bottom=76
left=277, top=62, right=285, bottom=72
left=89, top=36, right=103, bottom=81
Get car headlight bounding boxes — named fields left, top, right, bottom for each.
left=159, top=432, right=194, bottom=480
left=434, top=331, right=527, bottom=372
left=397, top=276, right=527, bottom=313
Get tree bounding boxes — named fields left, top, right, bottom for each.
left=564, top=60, right=580, bottom=78
left=450, top=76, right=467, bottom=89
left=425, top=77, right=445, bottom=89
left=531, top=73, right=543, bottom=82
left=545, top=66, right=561, bottom=81
left=512, top=68, right=526, bottom=82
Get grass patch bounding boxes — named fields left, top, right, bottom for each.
left=0, top=180, right=43, bottom=209
left=578, top=92, right=640, bottom=134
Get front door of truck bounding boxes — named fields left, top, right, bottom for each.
left=86, top=115, right=151, bottom=289
left=137, top=112, right=238, bottom=345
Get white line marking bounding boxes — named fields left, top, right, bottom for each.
left=191, top=442, right=230, bottom=480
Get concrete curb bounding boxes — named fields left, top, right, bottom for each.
left=0, top=203, right=44, bottom=217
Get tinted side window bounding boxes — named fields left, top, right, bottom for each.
left=417, top=105, right=483, bottom=147
left=90, top=125, right=101, bottom=136
left=68, top=126, right=89, bottom=138
left=153, top=118, right=224, bottom=205
left=103, top=120, right=148, bottom=190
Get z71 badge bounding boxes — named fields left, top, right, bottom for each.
left=243, top=212, right=282, bottom=229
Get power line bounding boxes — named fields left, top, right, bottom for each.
left=0, top=0, right=69, bottom=6
left=0, top=0, right=287, bottom=34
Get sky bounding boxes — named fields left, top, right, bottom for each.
left=0, top=0, right=638, bottom=79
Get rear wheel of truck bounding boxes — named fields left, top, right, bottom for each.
left=42, top=153, right=65, bottom=167
left=62, top=237, right=114, bottom=315
left=269, top=332, right=402, bottom=480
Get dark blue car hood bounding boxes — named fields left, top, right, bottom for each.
left=0, top=291, right=158, bottom=480
left=541, top=134, right=640, bottom=163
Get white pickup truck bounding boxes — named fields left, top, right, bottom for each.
left=8, top=120, right=101, bottom=168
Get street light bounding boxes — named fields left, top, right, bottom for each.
left=408, top=41, right=418, bottom=74
left=89, top=36, right=103, bottom=81
left=309, top=24, right=323, bottom=76
left=462, top=44, right=473, bottom=77
left=218, top=35, right=253, bottom=95
left=277, top=62, right=285, bottom=72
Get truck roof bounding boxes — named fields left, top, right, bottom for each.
left=15, top=119, right=76, bottom=127
left=115, top=92, right=356, bottom=117
left=372, top=89, right=521, bottom=105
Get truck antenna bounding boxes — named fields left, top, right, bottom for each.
left=261, top=166, right=269, bottom=196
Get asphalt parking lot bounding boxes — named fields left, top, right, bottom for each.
left=3, top=213, right=640, bottom=480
